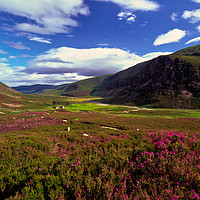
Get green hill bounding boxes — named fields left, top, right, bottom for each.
left=40, top=75, right=110, bottom=97
left=91, top=44, right=200, bottom=109
left=173, top=44, right=200, bottom=56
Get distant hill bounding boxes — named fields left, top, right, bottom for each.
left=13, top=84, right=66, bottom=94
left=91, top=44, right=200, bottom=109
left=40, top=75, right=110, bottom=97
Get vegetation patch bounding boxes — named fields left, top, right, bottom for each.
left=0, top=110, right=199, bottom=199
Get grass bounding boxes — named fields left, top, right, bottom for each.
left=56, top=101, right=200, bottom=119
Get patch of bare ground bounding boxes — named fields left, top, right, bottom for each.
left=1, top=103, right=22, bottom=108
left=0, top=116, right=67, bottom=133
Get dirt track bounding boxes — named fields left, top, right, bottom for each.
left=0, top=115, right=66, bottom=133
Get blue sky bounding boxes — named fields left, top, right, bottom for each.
left=0, top=0, right=200, bottom=86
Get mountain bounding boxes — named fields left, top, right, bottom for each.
left=13, top=84, right=66, bottom=94
left=40, top=75, right=110, bottom=97
left=91, top=44, right=200, bottom=109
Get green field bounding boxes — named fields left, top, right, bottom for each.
left=0, top=97, right=199, bottom=199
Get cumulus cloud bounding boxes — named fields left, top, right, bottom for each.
left=0, top=61, right=89, bottom=87
left=171, top=13, right=178, bottom=22
left=1, top=47, right=173, bottom=86
left=22, top=47, right=172, bottom=77
left=0, top=0, right=90, bottom=35
left=118, top=11, right=136, bottom=23
left=95, top=0, right=160, bottom=11
left=182, top=9, right=200, bottom=23
left=185, top=37, right=200, bottom=44
left=153, top=29, right=186, bottom=46
left=5, top=41, right=30, bottom=50
left=29, top=37, right=51, bottom=44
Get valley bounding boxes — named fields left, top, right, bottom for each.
left=0, top=44, right=199, bottom=199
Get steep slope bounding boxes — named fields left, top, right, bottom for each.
left=92, top=45, right=200, bottom=108
left=0, top=82, right=21, bottom=95
left=0, top=82, right=44, bottom=112
left=40, top=75, right=110, bottom=97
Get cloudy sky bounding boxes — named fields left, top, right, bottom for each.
left=0, top=0, right=200, bottom=86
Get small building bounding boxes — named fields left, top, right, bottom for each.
left=53, top=106, right=59, bottom=109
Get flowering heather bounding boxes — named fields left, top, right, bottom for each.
left=0, top=111, right=199, bottom=199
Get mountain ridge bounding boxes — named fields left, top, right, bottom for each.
left=13, top=84, right=66, bottom=94
left=91, top=44, right=200, bottom=108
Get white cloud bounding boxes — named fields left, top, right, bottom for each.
left=9, top=56, right=17, bottom=59
left=24, top=47, right=172, bottom=77
left=182, top=9, right=200, bottom=23
left=185, top=37, right=200, bottom=44
left=1, top=47, right=172, bottom=86
left=29, top=37, right=51, bottom=44
left=0, top=58, right=8, bottom=62
left=118, top=11, right=136, bottom=22
left=97, top=43, right=110, bottom=46
left=0, top=61, right=89, bottom=87
left=171, top=13, right=178, bottom=22
left=154, top=29, right=186, bottom=46
left=0, top=0, right=90, bottom=35
left=142, top=52, right=173, bottom=59
left=96, top=0, right=160, bottom=11
left=192, top=0, right=200, bottom=3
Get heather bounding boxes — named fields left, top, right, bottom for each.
left=0, top=109, right=199, bottom=199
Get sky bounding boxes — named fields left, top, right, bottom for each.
left=0, top=0, right=200, bottom=87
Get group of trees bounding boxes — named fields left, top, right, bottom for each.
left=52, top=101, right=70, bottom=106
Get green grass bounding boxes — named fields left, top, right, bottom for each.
left=170, top=55, right=200, bottom=69
left=58, top=101, right=200, bottom=119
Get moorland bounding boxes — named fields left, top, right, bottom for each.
left=0, top=91, right=199, bottom=199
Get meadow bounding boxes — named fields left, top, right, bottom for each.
left=0, top=97, right=199, bottom=199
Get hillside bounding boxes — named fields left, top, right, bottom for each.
left=40, top=75, right=110, bottom=97
left=13, top=84, right=66, bottom=94
left=91, top=44, right=200, bottom=109
left=0, top=82, right=46, bottom=113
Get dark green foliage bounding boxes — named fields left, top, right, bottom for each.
left=52, top=101, right=70, bottom=106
